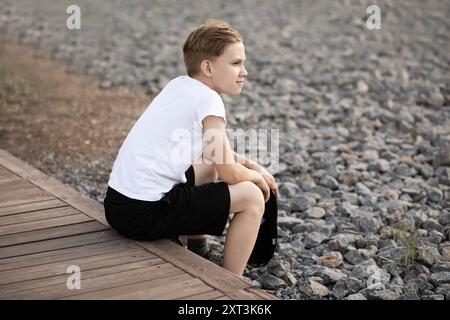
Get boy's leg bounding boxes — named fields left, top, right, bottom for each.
left=185, top=160, right=219, bottom=256
left=223, top=181, right=265, bottom=276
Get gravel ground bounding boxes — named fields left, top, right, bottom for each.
left=1, top=0, right=449, bottom=300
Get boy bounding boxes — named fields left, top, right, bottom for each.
left=104, top=20, right=280, bottom=277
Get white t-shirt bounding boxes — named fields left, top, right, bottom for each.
left=107, top=75, right=227, bottom=201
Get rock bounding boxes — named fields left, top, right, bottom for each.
left=355, top=182, right=373, bottom=196
left=357, top=216, right=382, bottom=233
left=304, top=231, right=328, bottom=249
left=442, top=246, right=450, bottom=262
left=282, top=271, right=298, bottom=286
left=305, top=279, right=329, bottom=297
left=319, top=251, right=343, bottom=268
left=292, top=222, right=315, bottom=233
left=421, top=294, right=445, bottom=300
left=305, top=207, right=326, bottom=219
left=267, top=259, right=291, bottom=278
left=438, top=212, right=450, bottom=226
left=375, top=159, right=390, bottom=173
left=345, top=249, right=365, bottom=265
left=279, top=181, right=300, bottom=198
left=424, top=186, right=443, bottom=203
left=362, top=150, right=379, bottom=162
left=291, top=194, right=316, bottom=211
left=338, top=171, right=359, bottom=186
left=435, top=283, right=450, bottom=296
left=366, top=289, right=400, bottom=300
left=258, top=274, right=286, bottom=290
left=377, top=246, right=407, bottom=266
left=422, top=218, right=444, bottom=233
left=332, top=277, right=363, bottom=299
left=429, top=272, right=450, bottom=286
left=319, top=175, right=339, bottom=190
left=278, top=216, right=303, bottom=228
left=344, top=293, right=367, bottom=300
left=399, top=291, right=420, bottom=300
left=416, top=242, right=442, bottom=266
left=304, top=266, right=346, bottom=284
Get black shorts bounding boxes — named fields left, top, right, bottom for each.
left=103, top=166, right=231, bottom=241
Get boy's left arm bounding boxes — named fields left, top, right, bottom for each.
left=233, top=151, right=280, bottom=200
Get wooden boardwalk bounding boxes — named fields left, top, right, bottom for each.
left=0, top=149, right=278, bottom=300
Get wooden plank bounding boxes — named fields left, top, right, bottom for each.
left=0, top=150, right=49, bottom=180
left=178, top=289, right=225, bottom=300
left=117, top=278, right=212, bottom=300
left=0, top=248, right=152, bottom=285
left=0, top=185, right=46, bottom=201
left=0, top=213, right=93, bottom=236
left=137, top=239, right=253, bottom=293
left=0, top=258, right=166, bottom=298
left=27, top=176, right=109, bottom=226
left=0, top=221, right=109, bottom=248
left=0, top=230, right=122, bottom=259
left=0, top=193, right=55, bottom=208
left=0, top=150, right=108, bottom=225
left=214, top=296, right=232, bottom=300
left=9, top=263, right=183, bottom=300
left=62, top=273, right=193, bottom=300
left=0, top=179, right=31, bottom=192
left=0, top=176, right=21, bottom=185
left=0, top=199, right=68, bottom=217
left=0, top=238, right=137, bottom=271
left=0, top=207, right=82, bottom=225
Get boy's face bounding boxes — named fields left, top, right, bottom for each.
left=209, top=41, right=248, bottom=96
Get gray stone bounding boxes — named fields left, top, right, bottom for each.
left=338, top=171, right=359, bottom=186
left=319, top=175, right=340, bottom=190
left=258, top=274, right=286, bottom=290
left=429, top=272, right=450, bottom=286
left=425, top=186, right=443, bottom=203
left=306, top=266, right=346, bottom=284
left=438, top=212, right=450, bottom=226
left=355, top=182, right=373, bottom=196
left=279, top=181, right=301, bottom=198
left=357, top=216, right=382, bottom=233
left=278, top=216, right=303, bottom=229
left=305, top=207, right=326, bottom=219
left=344, top=293, right=367, bottom=300
left=375, top=159, right=391, bottom=173
left=421, top=294, right=445, bottom=300
left=345, top=249, right=365, bottom=265
left=416, top=242, right=442, bottom=267
left=399, top=291, right=420, bottom=300
left=291, top=194, right=316, bottom=212
left=304, top=231, right=328, bottom=249
left=422, top=218, right=444, bottom=233
left=366, top=289, right=400, bottom=300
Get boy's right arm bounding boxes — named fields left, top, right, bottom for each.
left=201, top=116, right=270, bottom=200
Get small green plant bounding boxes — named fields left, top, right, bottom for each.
left=391, top=219, right=418, bottom=273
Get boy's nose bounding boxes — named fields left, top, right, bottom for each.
left=241, top=66, right=248, bottom=77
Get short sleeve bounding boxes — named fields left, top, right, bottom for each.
left=195, top=91, right=227, bottom=128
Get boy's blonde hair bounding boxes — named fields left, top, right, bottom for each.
left=183, top=20, right=242, bottom=77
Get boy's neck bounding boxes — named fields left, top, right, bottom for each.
left=190, top=74, right=220, bottom=94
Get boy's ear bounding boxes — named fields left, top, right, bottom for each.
left=199, top=60, right=213, bottom=78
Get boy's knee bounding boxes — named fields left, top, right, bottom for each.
left=242, top=181, right=265, bottom=213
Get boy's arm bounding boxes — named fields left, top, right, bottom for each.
left=233, top=151, right=281, bottom=200
left=233, top=151, right=260, bottom=172
left=201, top=116, right=262, bottom=185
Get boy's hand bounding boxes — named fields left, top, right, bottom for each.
left=257, top=167, right=280, bottom=201
left=249, top=170, right=271, bottom=202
